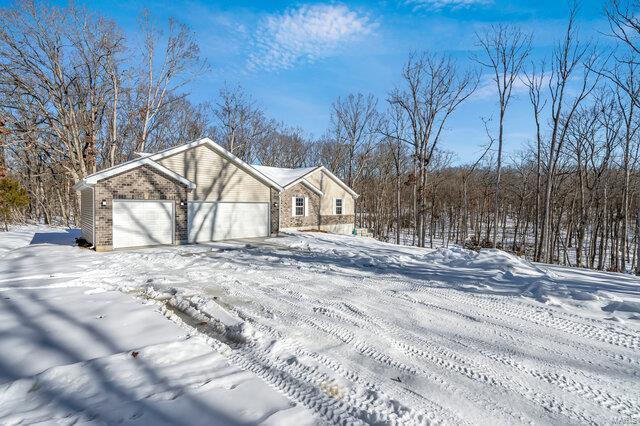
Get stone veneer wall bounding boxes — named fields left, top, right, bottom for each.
left=320, top=214, right=355, bottom=226
left=279, top=182, right=355, bottom=231
left=270, top=187, right=279, bottom=235
left=93, top=165, right=189, bottom=250
left=280, top=183, right=321, bottom=229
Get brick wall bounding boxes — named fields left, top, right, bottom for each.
left=93, top=165, right=189, bottom=250
left=280, top=183, right=321, bottom=229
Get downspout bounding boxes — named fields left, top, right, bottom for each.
left=318, top=173, right=324, bottom=231
left=91, top=186, right=96, bottom=249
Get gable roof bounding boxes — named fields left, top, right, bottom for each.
left=74, top=156, right=195, bottom=191
left=252, top=165, right=319, bottom=187
left=75, top=138, right=283, bottom=191
left=253, top=164, right=358, bottom=198
left=317, top=166, right=359, bottom=198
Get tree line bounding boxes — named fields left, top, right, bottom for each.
left=1, top=0, right=639, bottom=273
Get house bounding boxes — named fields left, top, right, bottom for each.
left=252, top=165, right=357, bottom=235
left=74, top=138, right=358, bottom=251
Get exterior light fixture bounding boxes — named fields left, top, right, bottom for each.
left=180, top=201, right=186, bottom=207
left=101, top=199, right=107, bottom=207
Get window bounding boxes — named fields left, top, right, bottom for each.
left=295, top=197, right=305, bottom=216
left=335, top=198, right=343, bottom=215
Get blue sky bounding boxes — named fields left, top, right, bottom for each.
left=13, top=0, right=613, bottom=162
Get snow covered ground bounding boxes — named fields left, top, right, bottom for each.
left=0, top=226, right=639, bottom=424
left=0, top=227, right=314, bottom=425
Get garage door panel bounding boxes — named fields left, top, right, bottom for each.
left=113, top=201, right=174, bottom=248
left=188, top=202, right=269, bottom=242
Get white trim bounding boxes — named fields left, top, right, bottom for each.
left=304, top=196, right=309, bottom=217
left=335, top=197, right=343, bottom=215
left=74, top=180, right=92, bottom=191
left=283, top=166, right=323, bottom=190
left=281, top=165, right=358, bottom=198
left=76, top=158, right=196, bottom=190
left=300, top=179, right=323, bottom=196
left=74, top=137, right=283, bottom=191
left=148, top=138, right=283, bottom=191
left=293, top=196, right=306, bottom=217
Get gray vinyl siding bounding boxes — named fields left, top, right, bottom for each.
left=158, top=145, right=271, bottom=203
left=80, top=187, right=94, bottom=244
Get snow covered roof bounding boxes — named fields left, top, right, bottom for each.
left=251, top=165, right=319, bottom=187
left=252, top=164, right=359, bottom=198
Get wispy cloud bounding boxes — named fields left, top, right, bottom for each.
left=472, top=75, right=504, bottom=101
left=472, top=72, right=541, bottom=102
left=248, top=4, right=376, bottom=71
left=406, top=0, right=491, bottom=11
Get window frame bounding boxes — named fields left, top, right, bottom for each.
left=335, top=198, right=343, bottom=215
left=294, top=196, right=305, bottom=216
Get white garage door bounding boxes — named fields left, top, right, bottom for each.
left=113, top=200, right=174, bottom=249
left=188, top=202, right=269, bottom=242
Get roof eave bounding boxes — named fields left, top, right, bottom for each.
left=300, top=179, right=323, bottom=196
left=73, top=180, right=92, bottom=191
left=282, top=165, right=324, bottom=190
left=75, top=137, right=280, bottom=192
left=76, top=158, right=196, bottom=190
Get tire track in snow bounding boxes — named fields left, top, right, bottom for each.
left=241, top=320, right=446, bottom=425
left=228, top=342, right=369, bottom=425
left=413, top=284, right=640, bottom=371
left=369, top=275, right=639, bottom=376
left=309, top=282, right=606, bottom=424
left=361, top=281, right=640, bottom=420
left=292, top=296, right=543, bottom=423
left=473, top=346, right=639, bottom=419
left=230, top=279, right=454, bottom=424
left=101, top=244, right=640, bottom=425
left=276, top=287, right=530, bottom=424
left=415, top=282, right=640, bottom=350
left=139, top=285, right=379, bottom=426
left=324, top=297, right=599, bottom=424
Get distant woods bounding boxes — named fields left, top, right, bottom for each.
left=2, top=0, right=640, bottom=273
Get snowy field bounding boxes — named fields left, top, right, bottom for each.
left=0, top=226, right=639, bottom=424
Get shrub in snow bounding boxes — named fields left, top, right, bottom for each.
left=0, top=177, right=29, bottom=231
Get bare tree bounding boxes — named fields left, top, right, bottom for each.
left=475, top=24, right=532, bottom=247
left=388, top=52, right=478, bottom=247
left=0, top=1, right=123, bottom=179
left=522, top=63, right=548, bottom=259
left=603, top=1, right=640, bottom=271
left=607, top=0, right=640, bottom=56
left=213, top=84, right=271, bottom=162
left=331, top=93, right=379, bottom=187
left=136, top=11, right=205, bottom=153
left=381, top=103, right=409, bottom=244
left=537, top=5, right=600, bottom=262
